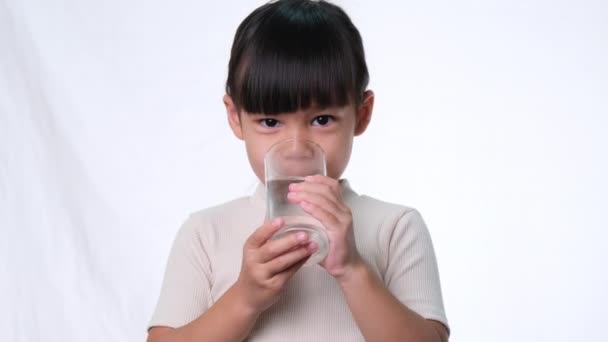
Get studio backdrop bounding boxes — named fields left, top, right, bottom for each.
left=1, top=0, right=607, bottom=341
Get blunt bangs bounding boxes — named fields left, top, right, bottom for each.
left=226, top=0, right=369, bottom=115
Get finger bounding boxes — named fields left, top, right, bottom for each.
left=299, top=200, right=343, bottom=228
left=246, top=218, right=284, bottom=248
left=289, top=180, right=341, bottom=204
left=287, top=190, right=344, bottom=217
left=259, top=230, right=310, bottom=262
left=290, top=179, right=347, bottom=213
left=291, top=176, right=341, bottom=197
left=266, top=245, right=313, bottom=274
left=303, top=175, right=341, bottom=195
left=266, top=259, right=307, bottom=291
left=271, top=243, right=318, bottom=281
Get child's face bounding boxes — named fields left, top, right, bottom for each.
left=224, top=91, right=374, bottom=183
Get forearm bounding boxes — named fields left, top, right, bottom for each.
left=338, top=261, right=445, bottom=342
left=155, top=283, right=259, bottom=342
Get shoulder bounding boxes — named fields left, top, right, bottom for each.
left=351, top=193, right=423, bottom=226
left=190, top=195, right=254, bottom=222
left=350, top=193, right=436, bottom=281
left=350, top=193, right=433, bottom=254
left=175, top=195, right=258, bottom=240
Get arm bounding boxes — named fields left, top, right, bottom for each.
left=337, top=260, right=449, bottom=342
left=148, top=218, right=315, bottom=342
left=148, top=284, right=259, bottom=342
left=289, top=176, right=449, bottom=342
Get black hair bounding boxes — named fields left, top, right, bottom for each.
left=226, top=0, right=369, bottom=115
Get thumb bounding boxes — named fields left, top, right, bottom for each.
left=246, top=218, right=284, bottom=248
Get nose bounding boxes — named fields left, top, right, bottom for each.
left=265, top=138, right=325, bottom=178
left=283, top=138, right=315, bottom=160
left=287, top=126, right=312, bottom=143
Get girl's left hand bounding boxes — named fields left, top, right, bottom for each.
left=287, top=175, right=363, bottom=279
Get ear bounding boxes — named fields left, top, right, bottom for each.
left=224, top=94, right=244, bottom=140
left=354, top=90, right=374, bottom=136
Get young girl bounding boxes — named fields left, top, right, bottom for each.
left=148, top=1, right=449, bottom=341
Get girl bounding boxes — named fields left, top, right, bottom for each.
left=148, top=1, right=449, bottom=341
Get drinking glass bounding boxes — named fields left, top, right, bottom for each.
left=265, top=138, right=329, bottom=266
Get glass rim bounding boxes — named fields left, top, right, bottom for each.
left=264, top=138, right=326, bottom=179
left=264, top=138, right=325, bottom=157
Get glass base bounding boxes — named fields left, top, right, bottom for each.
left=273, top=223, right=328, bottom=266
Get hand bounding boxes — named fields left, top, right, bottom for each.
left=287, top=175, right=364, bottom=280
left=235, top=218, right=316, bottom=313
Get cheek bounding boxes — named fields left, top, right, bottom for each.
left=324, top=136, right=353, bottom=179
left=244, top=142, right=267, bottom=182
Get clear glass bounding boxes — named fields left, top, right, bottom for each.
left=265, top=138, right=329, bottom=266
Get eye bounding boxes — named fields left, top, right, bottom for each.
left=259, top=118, right=280, bottom=128
left=312, top=115, right=334, bottom=126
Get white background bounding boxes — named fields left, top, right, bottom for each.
left=1, top=0, right=607, bottom=341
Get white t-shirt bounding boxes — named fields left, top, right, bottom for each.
left=149, top=180, right=449, bottom=341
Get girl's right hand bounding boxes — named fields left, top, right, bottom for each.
left=235, top=218, right=316, bottom=313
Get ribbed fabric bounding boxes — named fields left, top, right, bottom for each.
left=148, top=180, right=449, bottom=340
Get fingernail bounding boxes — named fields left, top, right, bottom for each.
left=296, top=232, right=308, bottom=241
left=307, top=241, right=318, bottom=252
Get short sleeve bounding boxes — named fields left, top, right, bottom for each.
left=385, top=209, right=449, bottom=331
left=148, top=213, right=213, bottom=330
